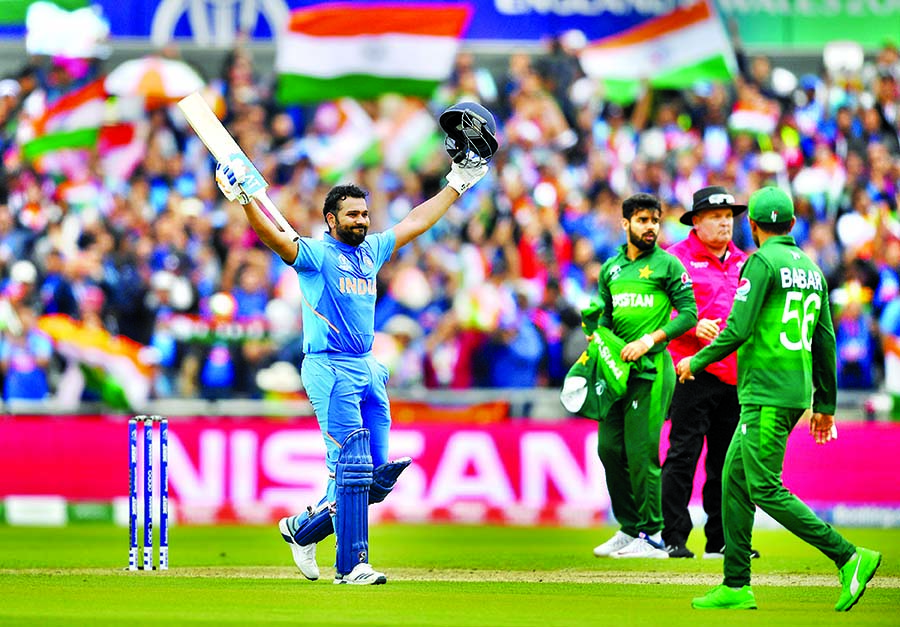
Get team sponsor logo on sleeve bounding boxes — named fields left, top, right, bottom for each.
left=735, top=277, right=752, bottom=301
left=681, top=272, right=693, bottom=287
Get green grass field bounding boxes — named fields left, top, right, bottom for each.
left=1, top=523, right=898, bottom=626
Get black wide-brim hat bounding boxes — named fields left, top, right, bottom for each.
left=680, top=185, right=748, bottom=226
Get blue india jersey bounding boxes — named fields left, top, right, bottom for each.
left=291, top=230, right=397, bottom=355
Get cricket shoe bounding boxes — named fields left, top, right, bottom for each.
left=334, top=562, right=387, bottom=586
left=592, top=531, right=635, bottom=557
left=611, top=533, right=669, bottom=559
left=692, top=584, right=757, bottom=610
left=278, top=517, right=319, bottom=580
left=666, top=544, right=695, bottom=558
left=835, top=547, right=882, bottom=612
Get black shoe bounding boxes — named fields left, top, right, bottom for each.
left=666, top=544, right=695, bottom=558
left=750, top=549, right=760, bottom=559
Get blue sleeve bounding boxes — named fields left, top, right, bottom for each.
left=370, top=230, right=397, bottom=269
left=291, top=237, right=325, bottom=271
left=881, top=299, right=900, bottom=334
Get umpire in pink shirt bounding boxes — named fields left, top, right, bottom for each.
left=661, top=186, right=753, bottom=559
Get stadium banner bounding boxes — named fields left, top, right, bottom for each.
left=1, top=415, right=899, bottom=527
left=2, top=1, right=895, bottom=48
left=717, top=0, right=900, bottom=49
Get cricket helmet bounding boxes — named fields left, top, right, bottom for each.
left=439, top=101, right=499, bottom=167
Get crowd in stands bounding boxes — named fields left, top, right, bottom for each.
left=0, top=31, right=897, bottom=410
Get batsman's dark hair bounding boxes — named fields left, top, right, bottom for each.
left=323, top=184, right=368, bottom=220
left=622, top=192, right=661, bottom=220
left=755, top=220, right=793, bottom=235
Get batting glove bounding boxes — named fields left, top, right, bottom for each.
left=215, top=159, right=250, bottom=204
left=446, top=161, right=489, bottom=195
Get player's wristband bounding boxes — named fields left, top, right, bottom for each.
left=639, top=334, right=655, bottom=350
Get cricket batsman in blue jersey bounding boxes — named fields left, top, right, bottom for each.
left=214, top=103, right=496, bottom=585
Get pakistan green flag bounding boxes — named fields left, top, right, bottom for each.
left=560, top=327, right=631, bottom=421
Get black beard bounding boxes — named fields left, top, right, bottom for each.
left=335, top=224, right=367, bottom=246
left=629, top=228, right=656, bottom=251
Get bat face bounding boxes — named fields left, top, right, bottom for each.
left=177, top=91, right=298, bottom=239
left=177, top=92, right=268, bottom=195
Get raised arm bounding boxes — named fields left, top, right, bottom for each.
left=392, top=161, right=488, bottom=252
left=215, top=161, right=299, bottom=264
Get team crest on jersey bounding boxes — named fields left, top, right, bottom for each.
left=362, top=254, right=374, bottom=269
left=338, top=254, right=352, bottom=271
left=639, top=265, right=653, bottom=279
left=735, top=277, right=752, bottom=301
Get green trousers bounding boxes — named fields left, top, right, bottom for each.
left=722, top=405, right=856, bottom=587
left=597, top=350, right=674, bottom=537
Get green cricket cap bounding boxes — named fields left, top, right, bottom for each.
left=748, top=186, right=794, bottom=224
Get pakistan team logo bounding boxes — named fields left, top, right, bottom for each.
left=735, top=277, right=752, bottom=301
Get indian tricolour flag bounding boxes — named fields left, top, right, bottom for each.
left=276, top=3, right=471, bottom=104
left=579, top=0, right=736, bottom=104
left=21, top=79, right=107, bottom=163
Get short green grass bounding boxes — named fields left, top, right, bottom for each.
left=1, top=524, right=898, bottom=626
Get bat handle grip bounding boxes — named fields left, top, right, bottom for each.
left=252, top=191, right=299, bottom=239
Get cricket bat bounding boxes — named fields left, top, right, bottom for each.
left=177, top=92, right=298, bottom=238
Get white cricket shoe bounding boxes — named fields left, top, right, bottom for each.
left=333, top=562, right=387, bottom=586
left=611, top=536, right=669, bottom=559
left=593, top=531, right=636, bottom=557
left=278, top=517, right=319, bottom=580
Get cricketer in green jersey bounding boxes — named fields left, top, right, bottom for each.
left=591, top=193, right=698, bottom=559
left=676, top=187, right=881, bottom=611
